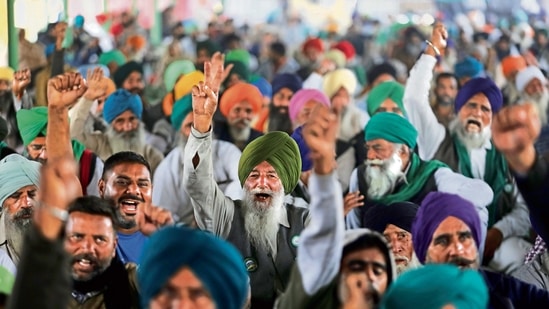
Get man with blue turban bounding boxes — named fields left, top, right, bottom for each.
left=70, top=82, right=164, bottom=173
left=184, top=53, right=321, bottom=308
left=0, top=154, right=40, bottom=268
left=403, top=22, right=533, bottom=274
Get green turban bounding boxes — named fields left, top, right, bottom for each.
left=380, top=264, right=488, bottom=309
left=0, top=154, right=40, bottom=208
left=16, top=107, right=85, bottom=160
left=365, top=112, right=417, bottom=149
left=226, top=49, right=251, bottom=67
left=170, top=94, right=193, bottom=131
left=366, top=81, right=406, bottom=116
left=238, top=131, right=301, bottom=194
left=98, top=49, right=127, bottom=67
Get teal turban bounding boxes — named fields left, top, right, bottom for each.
left=163, top=60, right=196, bottom=92
left=366, top=81, right=406, bottom=116
left=365, top=112, right=417, bottom=149
left=16, top=107, right=48, bottom=146
left=98, top=50, right=127, bottom=67
left=139, top=226, right=248, bottom=309
left=0, top=154, right=40, bottom=208
left=170, top=94, right=193, bottom=131
left=380, top=264, right=488, bottom=309
left=238, top=131, right=301, bottom=194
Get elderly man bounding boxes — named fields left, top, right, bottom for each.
left=404, top=23, right=532, bottom=274
left=500, top=55, right=527, bottom=105
left=289, top=89, right=330, bottom=130
left=412, top=191, right=549, bottom=307
left=345, top=112, right=492, bottom=232
left=71, top=87, right=164, bottom=173
left=16, top=107, right=104, bottom=196
left=185, top=53, right=308, bottom=307
left=0, top=154, right=40, bottom=269
left=0, top=67, right=32, bottom=153
left=139, top=225, right=249, bottom=309
left=214, top=82, right=264, bottom=151
left=153, top=94, right=242, bottom=225
left=362, top=202, right=422, bottom=275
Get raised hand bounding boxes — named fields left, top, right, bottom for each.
left=192, top=52, right=225, bottom=133
left=47, top=72, right=88, bottom=109
left=12, top=68, right=31, bottom=98
left=344, top=192, right=364, bottom=216
left=492, top=104, right=541, bottom=173
left=137, top=202, right=175, bottom=236
left=84, top=67, right=106, bottom=101
left=426, top=22, right=448, bottom=56
left=302, top=104, right=339, bottom=175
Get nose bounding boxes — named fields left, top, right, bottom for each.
left=21, top=195, right=34, bottom=208
left=125, top=182, right=140, bottom=195
left=390, top=239, right=402, bottom=254
left=366, top=148, right=377, bottom=161
left=175, top=297, right=196, bottom=309
left=81, top=238, right=97, bottom=253
left=122, top=121, right=134, bottom=132
left=448, top=240, right=464, bottom=256
left=39, top=148, right=48, bottom=160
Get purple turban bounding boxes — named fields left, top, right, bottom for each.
left=454, top=77, right=503, bottom=113
left=411, top=192, right=482, bottom=264
left=290, top=126, right=312, bottom=171
left=289, top=89, right=330, bottom=122
left=271, top=73, right=303, bottom=96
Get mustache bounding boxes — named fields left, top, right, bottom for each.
left=129, top=87, right=143, bottom=95
left=118, top=194, right=145, bottom=203
left=448, top=256, right=476, bottom=268
left=13, top=207, right=34, bottom=220
left=72, top=253, right=99, bottom=265
left=248, top=187, right=276, bottom=196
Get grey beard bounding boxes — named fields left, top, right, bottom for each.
left=242, top=188, right=285, bottom=254
left=106, top=123, right=146, bottom=155
left=365, top=152, right=406, bottom=199
left=4, top=215, right=32, bottom=264
left=520, top=91, right=549, bottom=126
left=229, top=125, right=251, bottom=142
left=395, top=252, right=422, bottom=275
left=449, top=118, right=492, bottom=150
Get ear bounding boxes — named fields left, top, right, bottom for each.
left=98, top=179, right=105, bottom=197
left=112, top=235, right=118, bottom=258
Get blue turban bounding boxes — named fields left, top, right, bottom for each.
left=411, top=192, right=482, bottom=263
left=170, top=94, right=193, bottom=131
left=138, top=226, right=248, bottom=309
left=74, top=15, right=84, bottom=28
left=380, top=264, right=488, bottom=309
left=251, top=77, right=272, bottom=99
left=365, top=112, right=418, bottom=149
left=363, top=201, right=419, bottom=233
left=454, top=56, right=483, bottom=80
left=103, top=89, right=143, bottom=124
left=454, top=77, right=503, bottom=113
left=271, top=73, right=302, bottom=96
left=290, top=126, right=312, bottom=171
left=77, top=64, right=110, bottom=78
left=0, top=154, right=40, bottom=208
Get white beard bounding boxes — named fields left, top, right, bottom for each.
left=520, top=90, right=549, bottom=126
left=229, top=124, right=251, bottom=142
left=106, top=123, right=146, bottom=154
left=449, top=117, right=492, bottom=150
left=394, top=251, right=422, bottom=275
left=243, top=187, right=285, bottom=254
left=365, top=152, right=406, bottom=199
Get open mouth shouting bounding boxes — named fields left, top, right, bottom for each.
left=118, top=195, right=144, bottom=216
left=465, top=118, right=482, bottom=132
left=72, top=253, right=98, bottom=274
left=254, top=192, right=273, bottom=202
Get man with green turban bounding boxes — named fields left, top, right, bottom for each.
left=16, top=106, right=104, bottom=196
left=345, top=112, right=493, bottom=233
left=366, top=81, right=406, bottom=116
left=183, top=53, right=320, bottom=308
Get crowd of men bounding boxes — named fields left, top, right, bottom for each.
left=1, top=9, right=549, bottom=309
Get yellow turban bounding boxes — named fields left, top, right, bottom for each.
left=174, top=71, right=205, bottom=101
left=322, top=68, right=357, bottom=98
left=0, top=67, right=14, bottom=82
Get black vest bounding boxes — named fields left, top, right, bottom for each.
left=226, top=201, right=309, bottom=308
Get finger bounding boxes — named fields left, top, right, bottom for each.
left=191, top=85, right=201, bottom=97
left=204, top=84, right=218, bottom=102
left=204, top=61, right=211, bottom=84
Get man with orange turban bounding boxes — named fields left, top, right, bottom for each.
left=500, top=55, right=527, bottom=105
left=214, top=83, right=264, bottom=151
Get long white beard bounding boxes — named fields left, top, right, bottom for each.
left=521, top=90, right=549, bottom=126
left=449, top=118, right=492, bottom=150
left=106, top=123, right=146, bottom=154
left=243, top=187, right=285, bottom=254
left=229, top=124, right=251, bottom=142
left=394, top=251, right=422, bottom=275
left=365, top=152, right=406, bottom=199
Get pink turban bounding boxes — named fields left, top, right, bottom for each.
left=288, top=89, right=330, bottom=122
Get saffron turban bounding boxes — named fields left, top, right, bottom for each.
left=139, top=226, right=248, bottom=309
left=454, top=56, right=483, bottom=79
left=362, top=201, right=419, bottom=234
left=454, top=77, right=503, bottom=113
left=380, top=264, right=488, bottom=309
left=163, top=60, right=196, bottom=92
left=103, top=89, right=143, bottom=123
left=0, top=154, right=40, bottom=208
left=501, top=55, right=526, bottom=79
left=173, top=70, right=204, bottom=101
left=365, top=112, right=417, bottom=149
left=323, top=69, right=357, bottom=98
left=170, top=94, right=193, bottom=131
left=271, top=73, right=303, bottom=96
left=515, top=65, right=547, bottom=93
left=366, top=81, right=406, bottom=116
left=113, top=61, right=143, bottom=88
left=411, top=192, right=482, bottom=263
left=238, top=131, right=301, bottom=194
left=220, top=83, right=263, bottom=117
left=289, top=89, right=330, bottom=122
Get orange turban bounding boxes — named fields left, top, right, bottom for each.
left=127, top=35, right=146, bottom=50
left=501, top=56, right=526, bottom=79
left=220, top=83, right=262, bottom=117
left=174, top=71, right=205, bottom=101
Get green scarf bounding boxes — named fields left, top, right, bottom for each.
left=453, top=136, right=510, bottom=227
left=375, top=153, right=447, bottom=205
left=71, top=139, right=86, bottom=162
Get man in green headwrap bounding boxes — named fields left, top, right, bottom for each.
left=16, top=106, right=104, bottom=196
left=183, top=53, right=316, bottom=308
left=345, top=112, right=493, bottom=235
left=366, top=81, right=406, bottom=116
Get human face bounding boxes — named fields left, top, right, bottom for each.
left=425, top=216, right=479, bottom=269
left=243, top=161, right=284, bottom=209
left=65, top=212, right=117, bottom=281
left=304, top=47, right=321, bottom=63
left=272, top=88, right=294, bottom=110
left=122, top=71, right=144, bottom=94
left=339, top=247, right=388, bottom=304
left=27, top=136, right=47, bottom=164
left=374, top=99, right=403, bottom=115
left=111, top=110, right=140, bottom=134
left=99, top=163, right=152, bottom=231
left=150, top=267, right=215, bottom=309
left=525, top=78, right=545, bottom=97
left=435, top=77, right=458, bottom=104
left=331, top=87, right=350, bottom=113
left=457, top=93, right=492, bottom=133
left=226, top=101, right=255, bottom=130
left=295, top=100, right=320, bottom=127
left=383, top=224, right=413, bottom=266
left=3, top=185, right=37, bottom=221
left=0, top=79, right=10, bottom=95
left=196, top=49, right=210, bottom=70
left=365, top=139, right=398, bottom=162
